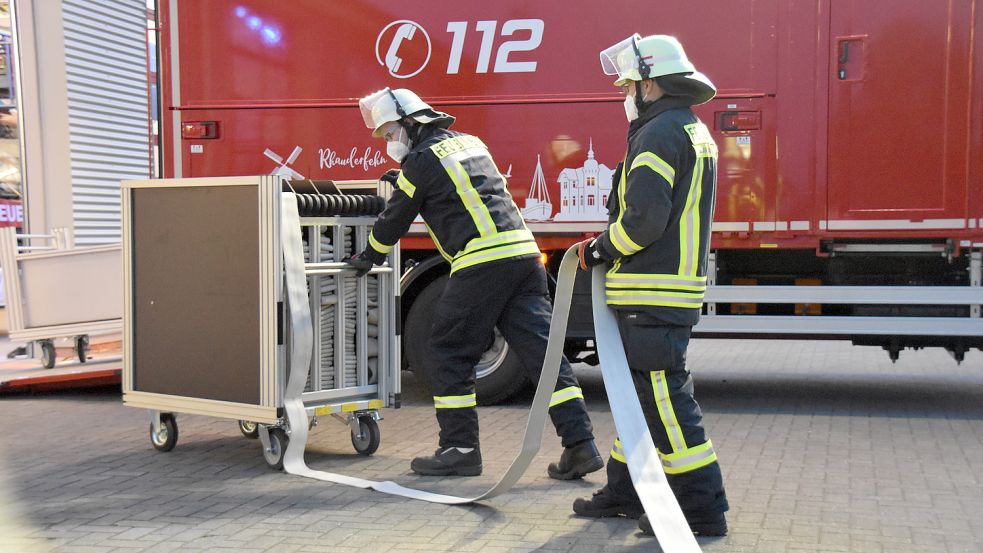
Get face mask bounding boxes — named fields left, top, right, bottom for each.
left=623, top=94, right=639, bottom=122
left=385, top=127, right=411, bottom=163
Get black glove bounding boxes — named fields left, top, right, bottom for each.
left=342, top=250, right=379, bottom=277
left=379, top=169, right=400, bottom=188
left=576, top=238, right=604, bottom=271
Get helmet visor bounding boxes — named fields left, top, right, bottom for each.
left=358, top=88, right=391, bottom=131
left=599, top=34, right=642, bottom=80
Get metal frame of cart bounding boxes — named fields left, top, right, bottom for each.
left=121, top=175, right=399, bottom=466
left=0, top=226, right=122, bottom=368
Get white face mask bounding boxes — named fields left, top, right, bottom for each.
left=385, top=126, right=411, bottom=163
left=623, top=94, right=639, bottom=122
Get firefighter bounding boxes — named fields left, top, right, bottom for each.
left=572, top=34, right=729, bottom=536
left=348, top=87, right=603, bottom=479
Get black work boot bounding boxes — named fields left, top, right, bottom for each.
left=638, top=512, right=728, bottom=537
left=548, top=440, right=604, bottom=480
left=410, top=447, right=482, bottom=476
left=572, top=486, right=644, bottom=519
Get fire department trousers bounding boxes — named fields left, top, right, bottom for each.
left=605, top=312, right=729, bottom=516
left=429, top=256, right=595, bottom=450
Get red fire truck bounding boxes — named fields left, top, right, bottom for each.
left=155, top=1, right=982, bottom=403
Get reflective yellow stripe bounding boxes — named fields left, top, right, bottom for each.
left=629, top=152, right=675, bottom=186
left=606, top=281, right=706, bottom=292
left=458, top=228, right=535, bottom=257
left=607, top=273, right=707, bottom=287
left=605, top=291, right=704, bottom=308
left=610, top=438, right=626, bottom=463
left=424, top=222, right=453, bottom=263
left=549, top=386, right=584, bottom=408
left=605, top=275, right=707, bottom=307
left=611, top=155, right=630, bottom=255
left=608, top=220, right=644, bottom=256
left=679, top=156, right=704, bottom=276
left=658, top=440, right=718, bottom=475
left=440, top=149, right=496, bottom=237
left=368, top=232, right=393, bottom=255
left=450, top=239, right=540, bottom=274
left=651, top=370, right=686, bottom=452
left=396, top=172, right=416, bottom=198
left=434, top=394, right=477, bottom=409
left=616, top=154, right=628, bottom=215
left=679, top=123, right=716, bottom=277
left=314, top=399, right=385, bottom=416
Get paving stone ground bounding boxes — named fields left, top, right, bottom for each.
left=1, top=338, right=982, bottom=553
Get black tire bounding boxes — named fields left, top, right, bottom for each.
left=39, top=340, right=56, bottom=369
left=238, top=420, right=259, bottom=439
left=75, top=335, right=89, bottom=363
left=351, top=415, right=380, bottom=456
left=264, top=428, right=288, bottom=470
left=150, top=413, right=178, bottom=452
left=404, top=276, right=528, bottom=405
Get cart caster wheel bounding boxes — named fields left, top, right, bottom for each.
left=150, top=413, right=178, bottom=452
left=238, top=420, right=259, bottom=439
left=351, top=415, right=380, bottom=456
left=263, top=428, right=288, bottom=470
left=39, top=340, right=56, bottom=369
left=75, top=335, right=89, bottom=363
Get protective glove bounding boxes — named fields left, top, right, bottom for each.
left=379, top=169, right=400, bottom=188
left=342, top=250, right=380, bottom=277
left=577, top=238, right=604, bottom=271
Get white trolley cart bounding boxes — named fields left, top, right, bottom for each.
left=0, top=227, right=122, bottom=368
left=121, top=176, right=400, bottom=467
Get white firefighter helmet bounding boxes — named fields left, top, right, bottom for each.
left=599, top=34, right=716, bottom=104
left=359, top=88, right=455, bottom=137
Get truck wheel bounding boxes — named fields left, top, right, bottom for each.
left=404, top=276, right=528, bottom=405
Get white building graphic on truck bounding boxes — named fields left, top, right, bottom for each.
left=551, top=139, right=615, bottom=222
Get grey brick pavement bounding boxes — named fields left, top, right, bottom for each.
left=1, top=339, right=982, bottom=552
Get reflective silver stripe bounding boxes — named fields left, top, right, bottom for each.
left=433, top=394, right=477, bottom=409
left=441, top=151, right=496, bottom=237
left=658, top=440, right=717, bottom=475
left=607, top=274, right=707, bottom=287
left=549, top=386, right=584, bottom=407
left=651, top=371, right=686, bottom=452
left=679, top=156, right=704, bottom=276
left=609, top=220, right=644, bottom=256
left=605, top=290, right=704, bottom=308
left=629, top=152, right=675, bottom=186
left=450, top=240, right=540, bottom=274
left=458, top=228, right=535, bottom=257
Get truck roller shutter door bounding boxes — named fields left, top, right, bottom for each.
left=62, top=0, right=150, bottom=246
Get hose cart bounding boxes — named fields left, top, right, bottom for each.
left=120, top=175, right=399, bottom=467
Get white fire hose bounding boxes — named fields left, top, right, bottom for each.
left=279, top=193, right=700, bottom=551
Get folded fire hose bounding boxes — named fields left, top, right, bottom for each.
left=279, top=193, right=700, bottom=551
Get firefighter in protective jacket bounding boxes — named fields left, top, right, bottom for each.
left=573, top=34, right=730, bottom=536
left=349, top=87, right=602, bottom=479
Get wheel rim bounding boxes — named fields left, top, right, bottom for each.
left=240, top=421, right=257, bottom=433
left=151, top=425, right=169, bottom=447
left=264, top=435, right=281, bottom=464
left=352, top=421, right=371, bottom=449
left=475, top=328, right=509, bottom=380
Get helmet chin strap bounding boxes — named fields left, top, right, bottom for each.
left=630, top=35, right=654, bottom=116
left=633, top=81, right=646, bottom=116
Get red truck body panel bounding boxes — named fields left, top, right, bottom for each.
left=158, top=0, right=983, bottom=251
